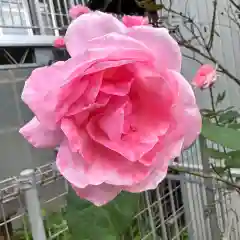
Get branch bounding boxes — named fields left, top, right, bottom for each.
left=162, top=3, right=240, bottom=86
left=229, top=0, right=240, bottom=11
left=207, top=0, right=218, bottom=51
left=169, top=166, right=240, bottom=190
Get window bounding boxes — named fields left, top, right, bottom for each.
left=0, top=0, right=32, bottom=36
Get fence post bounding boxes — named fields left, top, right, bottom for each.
left=199, top=136, right=221, bottom=240
left=20, top=169, right=47, bottom=240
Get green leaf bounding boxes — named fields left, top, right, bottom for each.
left=136, top=0, right=164, bottom=11
left=218, top=110, right=240, bottom=124
left=146, top=3, right=164, bottom=11
left=225, top=150, right=240, bottom=168
left=205, top=147, right=228, bottom=159
left=201, top=109, right=219, bottom=120
left=227, top=123, right=240, bottom=129
left=201, top=119, right=240, bottom=150
left=66, top=186, right=140, bottom=240
left=216, top=91, right=226, bottom=106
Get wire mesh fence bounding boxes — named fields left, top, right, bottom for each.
left=0, top=140, right=239, bottom=239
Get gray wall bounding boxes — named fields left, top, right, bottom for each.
left=0, top=47, right=55, bottom=180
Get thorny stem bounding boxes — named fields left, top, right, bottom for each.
left=207, top=0, right=218, bottom=51
left=169, top=166, right=240, bottom=190
left=209, top=87, right=216, bottom=115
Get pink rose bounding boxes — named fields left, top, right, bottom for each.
left=192, top=64, right=217, bottom=89
left=53, top=37, right=65, bottom=48
left=20, top=12, right=201, bottom=206
left=69, top=5, right=91, bottom=19
left=122, top=16, right=149, bottom=28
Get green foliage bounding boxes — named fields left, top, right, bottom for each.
left=12, top=209, right=70, bottom=240
left=135, top=0, right=164, bottom=11
left=224, top=150, right=240, bottom=168
left=201, top=107, right=239, bottom=124
left=201, top=119, right=240, bottom=150
left=218, top=110, right=240, bottom=124
left=227, top=123, right=240, bottom=129
left=215, top=91, right=226, bottom=106
left=204, top=147, right=240, bottom=168
left=205, top=147, right=229, bottom=159
left=66, top=186, right=140, bottom=240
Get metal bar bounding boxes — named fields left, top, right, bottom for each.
left=56, top=0, right=65, bottom=27
left=156, top=187, right=168, bottom=240
left=33, top=0, right=45, bottom=34
left=16, top=0, right=24, bottom=26
left=21, top=0, right=34, bottom=35
left=63, top=0, right=70, bottom=23
left=42, top=0, right=52, bottom=33
left=200, top=136, right=221, bottom=240
left=7, top=1, right=15, bottom=27
left=0, top=35, right=56, bottom=46
left=190, top=144, right=208, bottom=240
left=48, top=0, right=60, bottom=36
left=144, top=191, right=157, bottom=240
left=20, top=169, right=47, bottom=240
left=179, top=177, right=195, bottom=240
left=167, top=179, right=181, bottom=240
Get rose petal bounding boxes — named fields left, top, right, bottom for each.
left=65, top=11, right=127, bottom=57
left=69, top=5, right=91, bottom=19
left=66, top=92, right=111, bottom=116
left=57, top=125, right=150, bottom=186
left=56, top=71, right=103, bottom=120
left=61, top=114, right=89, bottom=152
left=19, top=117, right=63, bottom=148
left=56, top=139, right=90, bottom=188
left=21, top=61, right=85, bottom=128
left=101, top=65, right=134, bottom=96
left=72, top=183, right=121, bottom=206
left=128, top=27, right=182, bottom=72
left=23, top=43, right=151, bottom=129
left=128, top=63, right=173, bottom=139
left=126, top=137, right=183, bottom=192
left=87, top=115, right=158, bottom=162
left=98, top=107, right=125, bottom=141
left=167, top=70, right=202, bottom=148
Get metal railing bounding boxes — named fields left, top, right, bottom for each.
left=0, top=0, right=85, bottom=46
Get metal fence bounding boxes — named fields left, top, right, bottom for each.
left=0, top=0, right=85, bottom=37
left=0, top=141, right=239, bottom=240
left=0, top=0, right=86, bottom=46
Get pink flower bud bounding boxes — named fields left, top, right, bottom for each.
left=192, top=64, right=217, bottom=89
left=53, top=37, right=65, bottom=48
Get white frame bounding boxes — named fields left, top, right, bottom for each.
left=0, top=0, right=33, bottom=36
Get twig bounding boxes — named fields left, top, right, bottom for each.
left=169, top=166, right=240, bottom=190
left=207, top=0, right=218, bottom=51
left=229, top=0, right=240, bottom=11
left=163, top=3, right=240, bottom=86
